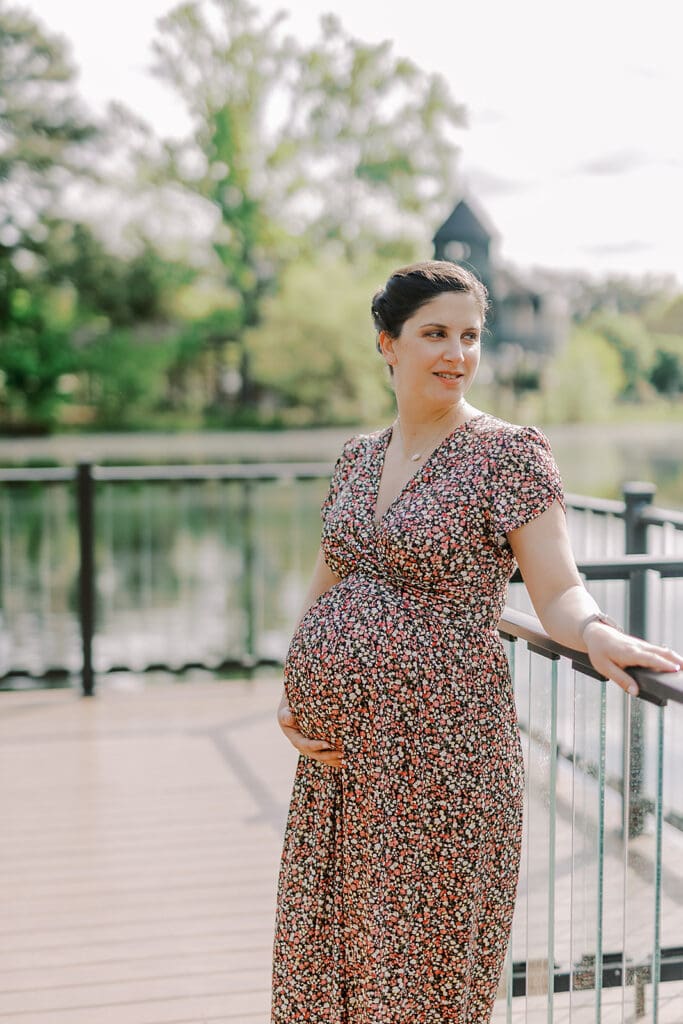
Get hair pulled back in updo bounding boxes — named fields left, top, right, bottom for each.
left=371, top=261, right=489, bottom=346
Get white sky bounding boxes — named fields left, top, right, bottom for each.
left=21, top=0, right=683, bottom=284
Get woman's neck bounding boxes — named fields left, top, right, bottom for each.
left=393, top=399, right=473, bottom=443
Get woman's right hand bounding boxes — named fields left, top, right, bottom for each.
left=277, top=688, right=343, bottom=768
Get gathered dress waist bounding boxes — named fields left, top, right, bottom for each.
left=339, top=565, right=504, bottom=641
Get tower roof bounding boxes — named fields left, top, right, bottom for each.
left=432, top=198, right=498, bottom=246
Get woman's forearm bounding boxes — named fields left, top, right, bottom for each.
left=535, top=583, right=602, bottom=651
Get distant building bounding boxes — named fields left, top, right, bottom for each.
left=433, top=197, right=568, bottom=354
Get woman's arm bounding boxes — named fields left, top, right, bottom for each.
left=276, top=546, right=343, bottom=767
left=508, top=501, right=682, bottom=696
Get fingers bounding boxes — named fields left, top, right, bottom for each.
left=618, top=644, right=682, bottom=674
left=279, top=715, right=344, bottom=768
left=594, top=643, right=683, bottom=699
left=278, top=706, right=299, bottom=729
left=296, top=736, right=343, bottom=768
left=606, top=664, right=640, bottom=697
left=293, top=731, right=343, bottom=766
left=651, top=645, right=683, bottom=670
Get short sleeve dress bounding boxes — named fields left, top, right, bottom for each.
left=272, top=413, right=565, bottom=1024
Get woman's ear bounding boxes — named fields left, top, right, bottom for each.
left=378, top=330, right=398, bottom=368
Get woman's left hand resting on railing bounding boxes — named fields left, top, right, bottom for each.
left=509, top=500, right=682, bottom=697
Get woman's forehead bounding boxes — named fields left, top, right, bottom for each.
left=411, top=291, right=482, bottom=326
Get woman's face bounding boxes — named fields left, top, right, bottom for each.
left=379, top=291, right=482, bottom=410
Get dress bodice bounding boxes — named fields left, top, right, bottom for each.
left=320, top=413, right=564, bottom=628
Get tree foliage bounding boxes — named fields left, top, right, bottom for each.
left=42, top=222, right=180, bottom=326
left=582, top=311, right=651, bottom=399
left=649, top=347, right=683, bottom=396
left=0, top=1, right=97, bottom=306
left=245, top=256, right=396, bottom=426
left=2, top=0, right=682, bottom=435
left=540, top=327, right=626, bottom=424
left=0, top=288, right=75, bottom=430
left=152, top=0, right=463, bottom=252
left=150, top=0, right=464, bottom=413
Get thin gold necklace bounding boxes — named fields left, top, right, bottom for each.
left=394, top=415, right=459, bottom=462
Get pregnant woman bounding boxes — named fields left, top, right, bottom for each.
left=271, top=260, right=681, bottom=1023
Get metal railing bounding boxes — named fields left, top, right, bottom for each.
left=1, top=463, right=682, bottom=695
left=497, top=608, right=683, bottom=1021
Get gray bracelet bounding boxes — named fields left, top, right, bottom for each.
left=579, top=611, right=623, bottom=639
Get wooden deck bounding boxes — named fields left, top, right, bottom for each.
left=0, top=675, right=293, bottom=1023
left=2, top=675, right=683, bottom=1023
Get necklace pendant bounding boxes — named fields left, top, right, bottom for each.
left=410, top=453, right=421, bottom=462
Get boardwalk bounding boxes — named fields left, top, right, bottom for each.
left=2, top=676, right=683, bottom=1023
left=0, top=676, right=291, bottom=1023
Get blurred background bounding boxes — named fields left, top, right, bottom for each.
left=0, top=0, right=681, bottom=501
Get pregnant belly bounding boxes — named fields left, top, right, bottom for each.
left=283, top=578, right=376, bottom=745
left=283, top=574, right=453, bottom=747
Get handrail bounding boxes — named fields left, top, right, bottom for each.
left=576, top=555, right=683, bottom=579
left=498, top=606, right=683, bottom=706
left=511, top=555, right=683, bottom=585
left=564, top=491, right=683, bottom=530
left=643, top=504, right=683, bottom=529
left=1, top=462, right=681, bottom=697
left=0, top=466, right=76, bottom=483
left=93, top=462, right=333, bottom=482
left=0, top=463, right=332, bottom=484
left=564, top=491, right=625, bottom=516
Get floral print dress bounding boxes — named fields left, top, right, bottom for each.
left=272, top=413, right=565, bottom=1024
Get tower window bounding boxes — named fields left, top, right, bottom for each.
left=444, top=241, right=471, bottom=261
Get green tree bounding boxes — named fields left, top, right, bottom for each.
left=42, top=221, right=184, bottom=326
left=541, top=327, right=626, bottom=423
left=0, top=2, right=97, bottom=325
left=0, top=289, right=75, bottom=431
left=0, top=2, right=103, bottom=432
left=556, top=271, right=677, bottom=321
left=151, top=0, right=463, bottom=418
left=649, top=347, right=683, bottom=396
left=644, top=293, right=683, bottom=335
left=582, top=311, right=652, bottom=398
left=81, top=330, right=179, bottom=429
left=245, top=257, right=395, bottom=426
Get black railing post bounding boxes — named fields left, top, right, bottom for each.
left=77, top=463, right=96, bottom=697
left=242, top=479, right=257, bottom=667
left=623, top=481, right=656, bottom=838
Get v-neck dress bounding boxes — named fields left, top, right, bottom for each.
left=272, top=413, right=564, bottom=1024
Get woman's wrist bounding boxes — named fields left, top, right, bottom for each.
left=579, top=611, right=623, bottom=643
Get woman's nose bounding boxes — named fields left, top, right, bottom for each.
left=443, top=339, right=464, bottom=362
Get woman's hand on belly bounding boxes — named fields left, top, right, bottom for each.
left=277, top=687, right=343, bottom=769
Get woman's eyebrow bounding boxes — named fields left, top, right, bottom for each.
left=418, top=322, right=481, bottom=331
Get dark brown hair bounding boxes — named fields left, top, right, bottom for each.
left=371, top=261, right=489, bottom=345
